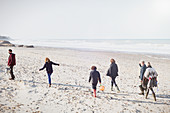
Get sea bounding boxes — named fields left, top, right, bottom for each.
left=11, top=39, right=170, bottom=56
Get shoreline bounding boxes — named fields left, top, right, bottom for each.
left=11, top=45, right=170, bottom=60
left=2, top=43, right=170, bottom=63
left=9, top=38, right=170, bottom=56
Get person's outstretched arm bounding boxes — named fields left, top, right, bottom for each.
left=51, top=61, right=59, bottom=66
left=39, top=63, right=46, bottom=71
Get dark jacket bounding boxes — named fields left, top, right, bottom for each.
left=106, top=62, right=118, bottom=77
left=40, top=61, right=59, bottom=73
left=139, top=64, right=146, bottom=80
left=89, top=70, right=101, bottom=85
left=8, top=53, right=16, bottom=66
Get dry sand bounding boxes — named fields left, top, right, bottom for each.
left=0, top=47, right=170, bottom=113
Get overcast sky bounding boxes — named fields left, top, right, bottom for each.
left=0, top=0, right=170, bottom=39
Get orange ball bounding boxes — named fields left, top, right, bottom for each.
left=100, top=85, right=105, bottom=91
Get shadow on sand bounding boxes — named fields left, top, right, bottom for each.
left=108, top=96, right=170, bottom=105
left=15, top=79, right=170, bottom=106
left=19, top=79, right=91, bottom=89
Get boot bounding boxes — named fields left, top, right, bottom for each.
left=93, top=89, right=96, bottom=97
left=152, top=93, right=156, bottom=101
left=139, top=93, right=144, bottom=95
left=139, top=85, right=144, bottom=95
left=139, top=90, right=144, bottom=95
left=111, top=86, right=113, bottom=91
left=116, top=86, right=120, bottom=92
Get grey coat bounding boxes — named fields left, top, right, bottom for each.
left=106, top=63, right=118, bottom=77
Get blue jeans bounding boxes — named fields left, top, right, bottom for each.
left=47, top=73, right=52, bottom=84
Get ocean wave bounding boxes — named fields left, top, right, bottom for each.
left=11, top=39, right=170, bottom=55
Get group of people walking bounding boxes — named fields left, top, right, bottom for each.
left=89, top=58, right=120, bottom=97
left=6, top=49, right=158, bottom=100
left=139, top=61, right=158, bottom=101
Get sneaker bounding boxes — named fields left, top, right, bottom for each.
left=49, top=84, right=51, bottom=87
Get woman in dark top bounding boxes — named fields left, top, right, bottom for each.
left=89, top=66, right=101, bottom=97
left=39, top=57, right=59, bottom=87
left=106, top=59, right=120, bottom=92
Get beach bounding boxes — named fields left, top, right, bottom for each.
left=0, top=46, right=170, bottom=113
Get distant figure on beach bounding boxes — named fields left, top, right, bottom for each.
left=89, top=66, right=101, bottom=97
left=139, top=61, right=147, bottom=95
left=147, top=62, right=152, bottom=68
left=39, top=57, right=59, bottom=87
left=144, top=62, right=158, bottom=101
left=8, top=49, right=16, bottom=80
left=106, top=59, right=120, bottom=92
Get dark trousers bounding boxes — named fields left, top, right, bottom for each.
left=146, top=87, right=156, bottom=101
left=139, top=84, right=145, bottom=93
left=10, top=66, right=15, bottom=79
left=92, top=83, right=97, bottom=90
left=111, top=77, right=117, bottom=87
left=139, top=78, right=148, bottom=93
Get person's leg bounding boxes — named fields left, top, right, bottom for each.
left=112, top=77, right=117, bottom=86
left=111, top=77, right=114, bottom=91
left=139, top=84, right=144, bottom=95
left=48, top=73, right=52, bottom=87
left=10, top=66, right=15, bottom=80
left=111, top=82, right=113, bottom=91
left=112, top=77, right=120, bottom=92
left=145, top=88, right=149, bottom=99
left=150, top=88, right=156, bottom=101
left=92, top=84, right=97, bottom=97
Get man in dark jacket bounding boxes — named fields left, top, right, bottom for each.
left=106, top=59, right=120, bottom=92
left=8, top=49, right=16, bottom=80
left=89, top=66, right=101, bottom=97
left=139, top=61, right=146, bottom=95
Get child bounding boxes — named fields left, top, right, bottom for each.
left=89, top=66, right=101, bottom=97
left=39, top=57, right=59, bottom=87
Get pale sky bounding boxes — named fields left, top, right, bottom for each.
left=0, top=0, right=170, bottom=39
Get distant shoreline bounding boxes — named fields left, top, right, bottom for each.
left=1, top=38, right=170, bottom=60
left=3, top=44, right=170, bottom=61
left=10, top=39, right=170, bottom=55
